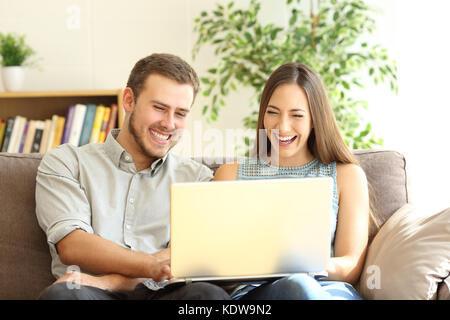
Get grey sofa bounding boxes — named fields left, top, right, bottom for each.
left=0, top=150, right=447, bottom=299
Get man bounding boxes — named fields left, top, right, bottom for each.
left=36, top=53, right=231, bottom=300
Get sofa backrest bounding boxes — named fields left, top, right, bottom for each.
left=0, top=153, right=54, bottom=300
left=0, top=149, right=411, bottom=299
left=352, top=150, right=411, bottom=234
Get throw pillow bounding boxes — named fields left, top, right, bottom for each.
left=357, top=204, right=450, bottom=299
left=437, top=276, right=450, bottom=300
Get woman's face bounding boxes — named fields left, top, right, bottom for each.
left=263, top=83, right=314, bottom=165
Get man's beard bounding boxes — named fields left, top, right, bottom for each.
left=128, top=110, right=173, bottom=160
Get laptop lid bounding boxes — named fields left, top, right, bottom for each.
left=169, top=177, right=332, bottom=282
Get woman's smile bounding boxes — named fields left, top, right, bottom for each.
left=275, top=134, right=297, bottom=146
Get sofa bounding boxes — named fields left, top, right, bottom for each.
left=0, top=149, right=448, bottom=300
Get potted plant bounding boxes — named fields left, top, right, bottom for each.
left=0, top=32, right=37, bottom=91
left=193, top=0, right=398, bottom=150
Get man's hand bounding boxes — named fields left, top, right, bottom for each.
left=53, top=247, right=172, bottom=292
left=150, top=248, right=173, bottom=282
left=55, top=230, right=175, bottom=284
left=154, top=247, right=170, bottom=262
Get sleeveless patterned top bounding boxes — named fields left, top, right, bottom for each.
left=237, top=157, right=339, bottom=257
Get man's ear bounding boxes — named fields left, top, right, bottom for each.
left=122, top=87, right=135, bottom=113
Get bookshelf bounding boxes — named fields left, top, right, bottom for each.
left=0, top=90, right=124, bottom=128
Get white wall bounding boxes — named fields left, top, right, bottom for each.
left=0, top=0, right=192, bottom=91
left=1, top=0, right=449, bottom=214
left=364, top=0, right=450, bottom=215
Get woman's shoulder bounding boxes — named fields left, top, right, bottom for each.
left=336, top=162, right=367, bottom=178
left=213, top=162, right=239, bottom=181
left=335, top=162, right=368, bottom=193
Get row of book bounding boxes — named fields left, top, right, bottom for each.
left=0, top=103, right=118, bottom=154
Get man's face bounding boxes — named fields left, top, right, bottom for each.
left=127, top=73, right=194, bottom=160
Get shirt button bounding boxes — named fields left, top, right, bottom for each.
left=129, top=198, right=134, bottom=204
left=125, top=156, right=130, bottom=161
left=126, top=224, right=131, bottom=230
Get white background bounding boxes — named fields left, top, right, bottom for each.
left=0, top=0, right=449, bottom=214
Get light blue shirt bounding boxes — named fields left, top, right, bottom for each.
left=35, top=129, right=213, bottom=281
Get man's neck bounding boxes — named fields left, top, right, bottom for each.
left=116, top=129, right=156, bottom=172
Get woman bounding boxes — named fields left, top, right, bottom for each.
left=214, top=63, right=372, bottom=300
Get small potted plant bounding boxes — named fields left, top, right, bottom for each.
left=0, top=32, right=37, bottom=91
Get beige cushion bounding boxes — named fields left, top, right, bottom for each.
left=438, top=277, right=450, bottom=300
left=358, top=204, right=450, bottom=299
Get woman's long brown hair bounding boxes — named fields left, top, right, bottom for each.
left=256, top=62, right=379, bottom=234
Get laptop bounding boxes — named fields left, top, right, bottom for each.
left=164, top=177, right=332, bottom=287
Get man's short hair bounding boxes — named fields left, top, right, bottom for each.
left=126, top=53, right=199, bottom=103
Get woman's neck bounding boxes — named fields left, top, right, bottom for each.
left=264, top=150, right=316, bottom=167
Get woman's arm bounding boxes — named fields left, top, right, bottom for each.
left=213, top=163, right=239, bottom=181
left=326, top=163, right=370, bottom=285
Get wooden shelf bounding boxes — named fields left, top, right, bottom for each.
left=0, top=90, right=124, bottom=128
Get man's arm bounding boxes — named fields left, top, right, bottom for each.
left=54, top=270, right=145, bottom=292
left=35, top=147, right=171, bottom=290
left=57, top=229, right=171, bottom=282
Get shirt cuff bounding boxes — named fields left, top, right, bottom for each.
left=47, top=219, right=94, bottom=249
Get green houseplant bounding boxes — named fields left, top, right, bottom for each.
left=193, top=0, right=398, bottom=149
left=0, top=32, right=37, bottom=91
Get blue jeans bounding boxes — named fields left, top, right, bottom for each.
left=232, top=274, right=362, bottom=300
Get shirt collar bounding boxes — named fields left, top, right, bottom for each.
left=105, top=128, right=169, bottom=175
left=149, top=154, right=168, bottom=176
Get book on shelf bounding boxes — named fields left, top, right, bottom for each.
left=8, top=116, right=27, bottom=153
left=22, top=120, right=37, bottom=154
left=51, top=116, right=66, bottom=149
left=39, top=119, right=52, bottom=154
left=61, top=105, right=75, bottom=145
left=98, top=106, right=111, bottom=143
left=7, top=116, right=19, bottom=153
left=79, top=104, right=96, bottom=146
left=45, top=115, right=58, bottom=153
left=1, top=117, right=15, bottom=152
left=68, top=104, right=87, bottom=147
left=18, top=121, right=29, bottom=153
left=105, top=104, right=118, bottom=140
left=0, top=119, right=6, bottom=151
left=31, top=121, right=45, bottom=153
left=15, top=117, right=28, bottom=153
left=89, top=105, right=105, bottom=144
left=0, top=102, right=118, bottom=154
left=5, top=116, right=18, bottom=153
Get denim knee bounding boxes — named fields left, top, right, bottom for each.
left=38, top=282, right=110, bottom=300
left=180, top=282, right=231, bottom=300
left=38, top=282, right=82, bottom=300
left=271, top=274, right=329, bottom=300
